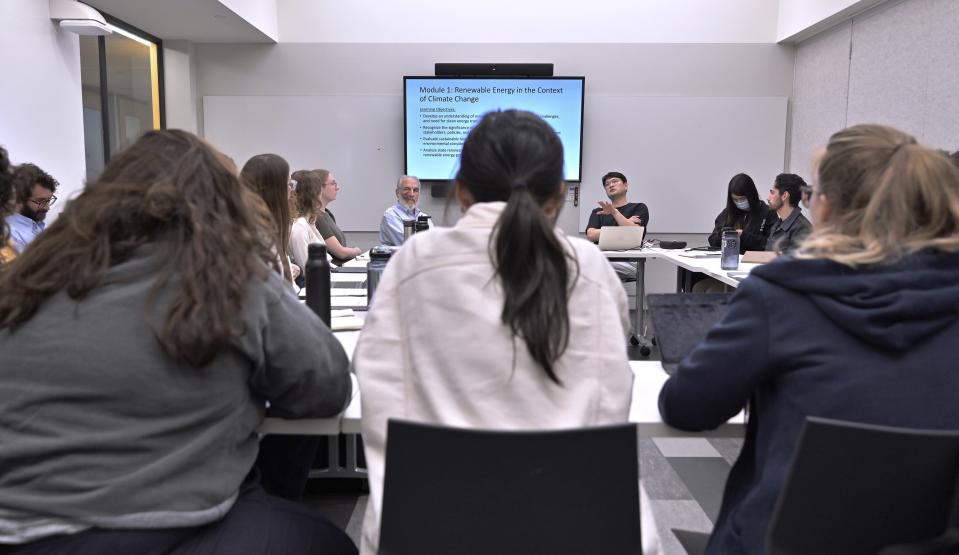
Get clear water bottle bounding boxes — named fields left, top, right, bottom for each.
left=367, top=246, right=395, bottom=306
left=721, top=229, right=740, bottom=270
left=305, top=243, right=331, bottom=326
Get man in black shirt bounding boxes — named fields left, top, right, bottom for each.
left=585, top=171, right=650, bottom=280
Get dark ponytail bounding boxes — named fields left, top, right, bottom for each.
left=456, top=110, right=578, bottom=384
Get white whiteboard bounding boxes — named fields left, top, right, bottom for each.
left=579, top=96, right=788, bottom=233
left=203, top=95, right=787, bottom=233
left=203, top=95, right=405, bottom=231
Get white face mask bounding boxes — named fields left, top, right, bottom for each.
left=734, top=199, right=751, bottom=211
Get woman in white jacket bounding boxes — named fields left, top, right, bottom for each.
left=354, top=109, right=656, bottom=554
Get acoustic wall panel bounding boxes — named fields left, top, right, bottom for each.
left=922, top=0, right=959, bottom=150
left=846, top=0, right=930, bottom=136
left=788, top=21, right=851, bottom=175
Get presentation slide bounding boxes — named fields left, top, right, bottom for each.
left=404, top=77, right=584, bottom=182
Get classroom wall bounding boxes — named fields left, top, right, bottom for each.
left=0, top=0, right=87, bottom=220
left=164, top=41, right=199, bottom=133
left=788, top=0, right=959, bottom=175
left=277, top=0, right=780, bottom=44
left=194, top=42, right=794, bottom=235
left=776, top=0, right=887, bottom=41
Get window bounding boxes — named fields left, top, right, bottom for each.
left=80, top=17, right=164, bottom=182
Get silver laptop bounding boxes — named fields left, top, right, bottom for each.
left=598, top=226, right=645, bottom=251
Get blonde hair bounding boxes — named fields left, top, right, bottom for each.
left=797, top=124, right=959, bottom=266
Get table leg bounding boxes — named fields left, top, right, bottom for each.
left=634, top=259, right=645, bottom=339
left=308, top=433, right=368, bottom=479
left=632, top=260, right=652, bottom=355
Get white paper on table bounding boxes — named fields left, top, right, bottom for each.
left=330, top=316, right=364, bottom=332
left=330, top=274, right=367, bottom=283
left=678, top=252, right=721, bottom=259
left=331, top=288, right=368, bottom=297
left=340, top=258, right=369, bottom=268
left=331, top=297, right=368, bottom=308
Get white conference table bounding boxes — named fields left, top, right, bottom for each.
left=262, top=357, right=745, bottom=440
left=263, top=247, right=752, bottom=476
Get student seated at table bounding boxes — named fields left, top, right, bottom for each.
left=5, top=162, right=58, bottom=254
left=765, top=173, right=812, bottom=254
left=379, top=175, right=430, bottom=246
left=0, top=130, right=356, bottom=555
left=659, top=123, right=959, bottom=555
left=290, top=169, right=360, bottom=267
left=706, top=173, right=778, bottom=253
left=0, top=145, right=15, bottom=264
left=240, top=153, right=300, bottom=285
left=354, top=109, right=658, bottom=555
left=585, top=171, right=650, bottom=280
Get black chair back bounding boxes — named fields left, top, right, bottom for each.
left=767, top=416, right=959, bottom=555
left=379, top=419, right=641, bottom=555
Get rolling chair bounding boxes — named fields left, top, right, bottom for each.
left=378, top=420, right=642, bottom=555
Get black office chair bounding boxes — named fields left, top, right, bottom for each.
left=766, top=416, right=959, bottom=555
left=378, top=420, right=641, bottom=555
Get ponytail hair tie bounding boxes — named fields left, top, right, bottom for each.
left=511, top=180, right=527, bottom=191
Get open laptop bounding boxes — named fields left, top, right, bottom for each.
left=598, top=226, right=645, bottom=251
left=646, top=293, right=732, bottom=374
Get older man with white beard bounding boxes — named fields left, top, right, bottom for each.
left=379, top=175, right=430, bottom=245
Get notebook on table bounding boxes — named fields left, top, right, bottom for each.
left=598, top=226, right=645, bottom=251
left=646, top=293, right=732, bottom=374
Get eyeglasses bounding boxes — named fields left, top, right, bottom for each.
left=28, top=195, right=57, bottom=208
left=326, top=180, right=340, bottom=190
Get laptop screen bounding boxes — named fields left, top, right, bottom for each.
left=647, top=293, right=732, bottom=372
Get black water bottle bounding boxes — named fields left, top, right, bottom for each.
left=305, top=243, right=331, bottom=326
left=414, top=214, right=430, bottom=233
left=720, top=228, right=740, bottom=271
left=367, top=246, right=394, bottom=307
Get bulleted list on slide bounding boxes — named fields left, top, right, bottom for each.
left=404, top=78, right=583, bottom=180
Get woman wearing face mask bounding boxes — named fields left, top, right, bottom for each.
left=707, top=173, right=778, bottom=253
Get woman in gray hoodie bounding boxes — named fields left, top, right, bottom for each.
left=0, top=130, right=355, bottom=554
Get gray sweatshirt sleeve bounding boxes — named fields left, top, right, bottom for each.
left=247, top=277, right=352, bottom=419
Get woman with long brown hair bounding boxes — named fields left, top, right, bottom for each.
left=0, top=145, right=15, bottom=263
left=240, top=153, right=299, bottom=284
left=0, top=130, right=355, bottom=554
left=659, top=124, right=959, bottom=555
left=289, top=169, right=361, bottom=268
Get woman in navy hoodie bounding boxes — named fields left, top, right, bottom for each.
left=659, top=124, right=959, bottom=555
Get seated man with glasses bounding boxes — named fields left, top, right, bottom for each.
left=5, top=163, right=58, bottom=253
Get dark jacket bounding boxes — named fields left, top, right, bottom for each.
left=658, top=251, right=959, bottom=555
left=707, top=204, right=778, bottom=253
left=765, top=207, right=812, bottom=253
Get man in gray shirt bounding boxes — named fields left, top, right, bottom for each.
left=766, top=173, right=812, bottom=254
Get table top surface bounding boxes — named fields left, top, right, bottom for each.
left=264, top=249, right=748, bottom=435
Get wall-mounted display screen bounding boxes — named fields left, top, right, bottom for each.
left=404, top=76, right=585, bottom=181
